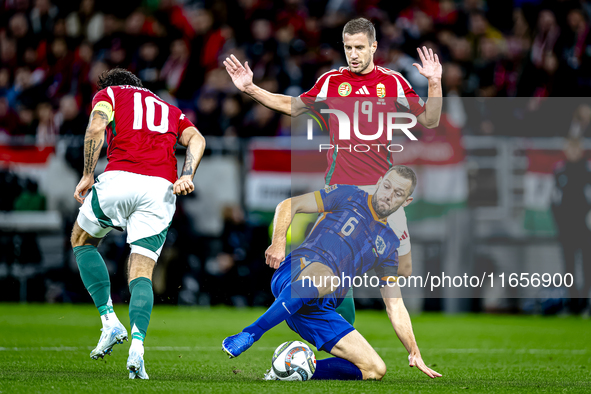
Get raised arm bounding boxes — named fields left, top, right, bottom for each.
left=73, top=109, right=110, bottom=203
left=413, top=46, right=443, bottom=129
left=380, top=285, right=442, bottom=379
left=265, top=192, right=320, bottom=268
left=173, top=127, right=206, bottom=196
left=224, top=54, right=308, bottom=117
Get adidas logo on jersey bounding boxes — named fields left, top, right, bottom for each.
left=399, top=231, right=409, bottom=241
left=355, top=86, right=370, bottom=95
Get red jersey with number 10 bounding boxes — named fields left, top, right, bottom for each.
left=300, top=66, right=425, bottom=186
left=91, top=85, right=195, bottom=184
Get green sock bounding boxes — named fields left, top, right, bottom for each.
left=129, top=277, right=153, bottom=341
left=335, top=295, right=356, bottom=326
left=73, top=245, right=110, bottom=312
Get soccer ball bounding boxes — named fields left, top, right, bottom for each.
left=271, top=341, right=316, bottom=381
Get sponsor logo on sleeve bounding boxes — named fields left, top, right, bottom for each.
left=324, top=184, right=339, bottom=193
left=399, top=230, right=408, bottom=241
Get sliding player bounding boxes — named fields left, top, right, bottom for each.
left=222, top=166, right=442, bottom=381
left=224, top=17, right=442, bottom=325
left=71, top=68, right=205, bottom=379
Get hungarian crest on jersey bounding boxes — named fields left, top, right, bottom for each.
left=338, top=82, right=352, bottom=97
left=376, top=83, right=386, bottom=98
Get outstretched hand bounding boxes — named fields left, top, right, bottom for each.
left=409, top=353, right=443, bottom=379
left=224, top=54, right=254, bottom=93
left=412, top=46, right=442, bottom=81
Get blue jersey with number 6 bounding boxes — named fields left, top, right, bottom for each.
left=292, top=185, right=400, bottom=297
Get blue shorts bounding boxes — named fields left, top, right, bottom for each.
left=271, top=256, right=355, bottom=352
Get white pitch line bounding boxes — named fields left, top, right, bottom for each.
left=0, top=346, right=275, bottom=352
left=381, top=348, right=587, bottom=355
left=0, top=346, right=586, bottom=355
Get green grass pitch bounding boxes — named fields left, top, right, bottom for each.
left=0, top=304, right=590, bottom=393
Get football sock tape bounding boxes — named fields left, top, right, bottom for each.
left=98, top=305, right=114, bottom=316
left=129, top=277, right=153, bottom=340
left=73, top=245, right=111, bottom=310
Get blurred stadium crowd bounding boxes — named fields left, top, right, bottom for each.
left=3, top=0, right=591, bottom=146
left=1, top=0, right=591, bottom=309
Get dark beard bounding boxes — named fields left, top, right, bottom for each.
left=351, top=58, right=371, bottom=74
left=372, top=197, right=398, bottom=219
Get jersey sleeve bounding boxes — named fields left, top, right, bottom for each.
left=388, top=207, right=411, bottom=255
left=375, top=249, right=399, bottom=287
left=91, top=89, right=113, bottom=108
left=314, top=184, right=357, bottom=213
left=397, top=232, right=411, bottom=255
left=391, top=74, right=426, bottom=117
left=178, top=113, right=196, bottom=139
left=299, top=70, right=336, bottom=106
left=91, top=89, right=114, bottom=121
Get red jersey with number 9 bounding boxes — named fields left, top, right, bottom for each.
left=300, top=66, right=425, bottom=186
left=91, top=85, right=195, bottom=184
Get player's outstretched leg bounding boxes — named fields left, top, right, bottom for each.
left=127, top=253, right=156, bottom=380
left=71, top=222, right=127, bottom=360
left=222, top=279, right=319, bottom=358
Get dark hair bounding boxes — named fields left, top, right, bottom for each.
left=342, top=18, right=376, bottom=44
left=97, top=68, right=143, bottom=90
left=384, top=165, right=417, bottom=196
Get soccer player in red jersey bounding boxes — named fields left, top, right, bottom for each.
left=70, top=69, right=206, bottom=379
left=224, top=18, right=442, bottom=325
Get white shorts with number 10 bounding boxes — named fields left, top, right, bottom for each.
left=77, top=170, right=176, bottom=261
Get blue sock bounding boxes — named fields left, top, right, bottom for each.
left=312, top=357, right=363, bottom=380
left=243, top=280, right=318, bottom=341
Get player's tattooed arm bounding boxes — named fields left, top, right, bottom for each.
left=82, top=135, right=103, bottom=176
left=181, top=149, right=196, bottom=177
left=178, top=127, right=206, bottom=179
left=82, top=110, right=109, bottom=177
left=174, top=127, right=206, bottom=196
left=74, top=110, right=109, bottom=203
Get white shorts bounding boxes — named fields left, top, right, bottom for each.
left=77, top=171, right=176, bottom=261
left=357, top=185, right=411, bottom=256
